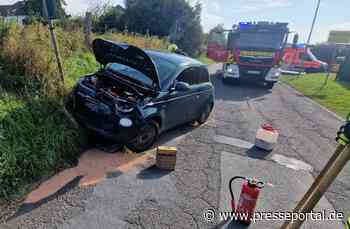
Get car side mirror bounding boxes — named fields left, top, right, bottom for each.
left=174, top=81, right=190, bottom=92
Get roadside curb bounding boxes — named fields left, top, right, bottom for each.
left=279, top=82, right=345, bottom=122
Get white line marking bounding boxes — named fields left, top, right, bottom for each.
left=271, top=154, right=313, bottom=172
left=214, top=135, right=254, bottom=149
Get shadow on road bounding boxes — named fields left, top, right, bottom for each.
left=137, top=165, right=172, bottom=180
left=211, top=219, right=250, bottom=229
left=210, top=74, right=271, bottom=102
left=157, top=123, right=197, bottom=146
left=224, top=221, right=250, bottom=229
left=246, top=146, right=272, bottom=160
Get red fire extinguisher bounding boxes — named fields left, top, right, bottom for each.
left=229, top=176, right=265, bottom=224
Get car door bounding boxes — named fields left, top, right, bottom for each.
left=188, top=67, right=212, bottom=120
left=159, top=67, right=196, bottom=130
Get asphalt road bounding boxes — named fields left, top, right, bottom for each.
left=2, top=64, right=349, bottom=229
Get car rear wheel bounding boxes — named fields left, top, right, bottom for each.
left=126, top=120, right=159, bottom=153
left=197, top=104, right=213, bottom=124
left=266, top=82, right=275, bottom=89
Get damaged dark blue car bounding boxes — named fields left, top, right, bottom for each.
left=68, top=39, right=214, bottom=152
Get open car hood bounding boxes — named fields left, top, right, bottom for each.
left=92, top=39, right=160, bottom=90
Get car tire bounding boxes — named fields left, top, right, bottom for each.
left=126, top=120, right=159, bottom=153
left=266, top=82, right=275, bottom=89
left=222, top=76, right=229, bottom=84
left=197, top=104, right=213, bottom=125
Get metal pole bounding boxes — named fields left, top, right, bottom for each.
left=306, top=0, right=321, bottom=45
left=42, top=0, right=65, bottom=89
left=280, top=144, right=350, bottom=229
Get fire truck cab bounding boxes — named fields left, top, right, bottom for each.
left=222, top=22, right=292, bottom=88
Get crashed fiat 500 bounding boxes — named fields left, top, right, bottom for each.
left=68, top=39, right=214, bottom=152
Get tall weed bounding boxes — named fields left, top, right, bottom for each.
left=0, top=95, right=85, bottom=197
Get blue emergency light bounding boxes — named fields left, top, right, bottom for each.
left=239, top=22, right=252, bottom=30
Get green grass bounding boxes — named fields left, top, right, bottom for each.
left=0, top=51, right=97, bottom=198
left=281, top=73, right=350, bottom=119
left=64, top=52, right=100, bottom=89
left=196, top=53, right=218, bottom=65
left=0, top=92, right=85, bottom=198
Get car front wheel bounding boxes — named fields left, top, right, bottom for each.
left=126, top=120, right=159, bottom=153
left=266, top=82, right=275, bottom=89
left=197, top=104, right=213, bottom=124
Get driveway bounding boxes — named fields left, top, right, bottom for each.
left=3, top=64, right=348, bottom=229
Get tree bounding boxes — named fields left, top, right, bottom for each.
left=124, top=0, right=190, bottom=37
left=24, top=0, right=67, bottom=19
left=95, top=5, right=125, bottom=32
left=169, top=2, right=203, bottom=56
left=208, top=24, right=227, bottom=46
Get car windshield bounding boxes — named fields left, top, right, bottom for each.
left=149, top=55, right=178, bottom=89
left=238, top=32, right=284, bottom=50
left=106, top=63, right=153, bottom=87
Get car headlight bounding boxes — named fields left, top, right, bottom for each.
left=227, top=65, right=239, bottom=74
left=120, top=118, right=133, bottom=127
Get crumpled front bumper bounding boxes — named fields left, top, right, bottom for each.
left=71, top=85, right=145, bottom=143
left=73, top=112, right=143, bottom=143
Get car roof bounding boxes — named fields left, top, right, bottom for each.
left=146, top=50, right=205, bottom=68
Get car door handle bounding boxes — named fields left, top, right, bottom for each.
left=196, top=95, right=200, bottom=99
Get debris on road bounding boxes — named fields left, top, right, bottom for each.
left=156, top=146, right=177, bottom=170
left=255, top=123, right=279, bottom=151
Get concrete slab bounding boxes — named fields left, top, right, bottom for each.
left=219, top=151, right=344, bottom=229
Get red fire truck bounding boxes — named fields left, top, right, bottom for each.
left=221, top=22, right=295, bottom=88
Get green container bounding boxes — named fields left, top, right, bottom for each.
left=337, top=51, right=350, bottom=82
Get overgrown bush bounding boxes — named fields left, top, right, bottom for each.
left=0, top=22, right=169, bottom=96
left=0, top=95, right=85, bottom=197
left=0, top=23, right=87, bottom=96
left=100, top=32, right=169, bottom=51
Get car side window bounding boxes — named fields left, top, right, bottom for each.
left=177, top=67, right=208, bottom=86
left=199, top=67, right=210, bottom=83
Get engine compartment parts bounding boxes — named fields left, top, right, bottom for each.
left=156, top=146, right=177, bottom=170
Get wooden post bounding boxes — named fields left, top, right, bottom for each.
left=42, top=0, right=79, bottom=129
left=42, top=0, right=65, bottom=90
left=84, top=12, right=92, bottom=49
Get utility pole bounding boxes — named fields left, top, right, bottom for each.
left=42, top=0, right=65, bottom=90
left=306, top=0, right=321, bottom=45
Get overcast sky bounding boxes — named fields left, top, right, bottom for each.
left=1, top=0, right=349, bottom=44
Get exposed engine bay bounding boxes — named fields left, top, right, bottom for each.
left=82, top=74, right=146, bottom=113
